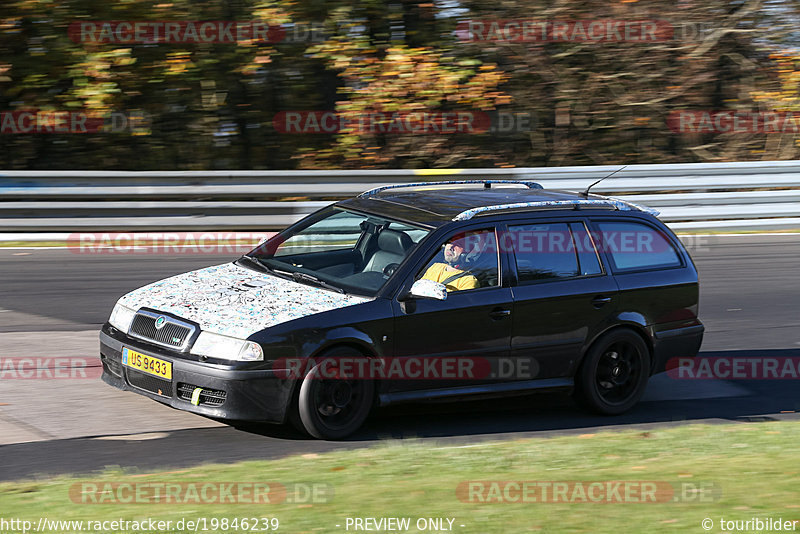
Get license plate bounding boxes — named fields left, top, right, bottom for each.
left=122, top=347, right=172, bottom=380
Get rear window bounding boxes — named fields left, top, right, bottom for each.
left=593, top=220, right=681, bottom=272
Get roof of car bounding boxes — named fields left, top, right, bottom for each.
left=336, top=181, right=655, bottom=228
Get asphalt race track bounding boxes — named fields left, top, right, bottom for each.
left=1, top=235, right=799, bottom=481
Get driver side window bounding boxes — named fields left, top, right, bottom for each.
left=415, top=228, right=499, bottom=292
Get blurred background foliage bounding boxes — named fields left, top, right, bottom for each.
left=1, top=0, right=800, bottom=169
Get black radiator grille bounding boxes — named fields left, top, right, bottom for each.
left=127, top=369, right=172, bottom=397
left=129, top=313, right=191, bottom=348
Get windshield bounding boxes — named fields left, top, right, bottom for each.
left=246, top=207, right=430, bottom=297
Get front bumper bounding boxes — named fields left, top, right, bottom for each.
left=100, top=329, right=293, bottom=423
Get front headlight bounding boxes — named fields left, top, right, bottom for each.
left=109, top=302, right=137, bottom=333
left=190, top=332, right=264, bottom=361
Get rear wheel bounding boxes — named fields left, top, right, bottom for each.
left=293, top=348, right=375, bottom=439
left=575, top=329, right=650, bottom=415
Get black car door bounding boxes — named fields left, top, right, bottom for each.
left=507, top=220, right=619, bottom=379
left=389, top=226, right=514, bottom=394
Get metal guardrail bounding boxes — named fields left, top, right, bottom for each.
left=2, top=161, right=800, bottom=232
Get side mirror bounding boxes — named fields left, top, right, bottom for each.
left=405, top=279, right=447, bottom=301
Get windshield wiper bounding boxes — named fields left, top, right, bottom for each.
left=236, top=256, right=293, bottom=281
left=289, top=271, right=345, bottom=294
left=236, top=255, right=270, bottom=273
left=238, top=256, right=345, bottom=293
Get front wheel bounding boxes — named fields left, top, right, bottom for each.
left=294, top=349, right=375, bottom=439
left=575, top=329, right=650, bottom=415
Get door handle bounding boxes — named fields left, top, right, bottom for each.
left=592, top=295, right=612, bottom=308
left=489, top=308, right=511, bottom=319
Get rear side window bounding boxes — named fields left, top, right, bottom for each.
left=508, top=222, right=579, bottom=282
left=570, top=222, right=603, bottom=276
left=594, top=220, right=682, bottom=272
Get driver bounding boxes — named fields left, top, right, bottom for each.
left=420, top=234, right=479, bottom=292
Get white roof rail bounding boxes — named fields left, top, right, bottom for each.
left=359, top=180, right=543, bottom=198
left=452, top=197, right=660, bottom=221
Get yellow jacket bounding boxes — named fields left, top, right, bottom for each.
left=421, top=263, right=479, bottom=292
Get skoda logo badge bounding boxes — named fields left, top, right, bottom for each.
left=155, top=316, right=167, bottom=329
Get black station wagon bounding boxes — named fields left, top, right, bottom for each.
left=101, top=180, right=704, bottom=439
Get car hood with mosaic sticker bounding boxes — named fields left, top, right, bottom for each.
left=117, top=262, right=370, bottom=339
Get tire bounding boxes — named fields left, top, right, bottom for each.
left=293, top=347, right=375, bottom=440
left=574, top=329, right=651, bottom=415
